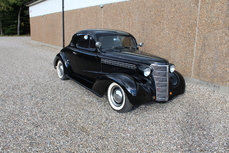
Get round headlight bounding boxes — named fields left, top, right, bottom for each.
left=170, top=64, right=175, bottom=73
left=144, top=68, right=151, bottom=77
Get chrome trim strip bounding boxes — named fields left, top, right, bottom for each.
left=101, top=59, right=136, bottom=70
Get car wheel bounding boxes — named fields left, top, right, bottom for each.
left=107, top=82, right=133, bottom=113
left=56, top=60, right=68, bottom=80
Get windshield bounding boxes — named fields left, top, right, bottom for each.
left=98, top=35, right=137, bottom=52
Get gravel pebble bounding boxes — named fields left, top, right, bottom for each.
left=0, top=36, right=228, bottom=152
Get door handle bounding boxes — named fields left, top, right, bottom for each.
left=73, top=52, right=77, bottom=55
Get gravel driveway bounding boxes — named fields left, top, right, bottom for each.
left=0, top=36, right=228, bottom=152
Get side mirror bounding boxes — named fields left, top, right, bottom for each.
left=95, top=42, right=102, bottom=48
left=138, top=42, right=144, bottom=47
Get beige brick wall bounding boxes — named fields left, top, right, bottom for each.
left=29, top=0, right=229, bottom=87
left=30, top=12, right=62, bottom=45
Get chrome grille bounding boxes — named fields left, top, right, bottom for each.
left=151, top=64, right=169, bottom=101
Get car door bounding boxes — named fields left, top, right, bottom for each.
left=64, top=34, right=79, bottom=74
left=68, top=34, right=100, bottom=82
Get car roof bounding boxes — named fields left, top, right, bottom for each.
left=77, top=29, right=133, bottom=37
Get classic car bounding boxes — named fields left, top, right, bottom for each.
left=54, top=29, right=185, bottom=112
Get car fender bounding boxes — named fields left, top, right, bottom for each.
left=53, top=52, right=70, bottom=69
left=92, top=73, right=138, bottom=97
left=173, top=71, right=185, bottom=94
left=169, top=71, right=185, bottom=98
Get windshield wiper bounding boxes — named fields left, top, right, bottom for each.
left=113, top=46, right=125, bottom=49
left=113, top=46, right=137, bottom=51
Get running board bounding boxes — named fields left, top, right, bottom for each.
left=67, top=75, right=103, bottom=97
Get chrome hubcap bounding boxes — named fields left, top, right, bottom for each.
left=108, top=82, right=126, bottom=111
left=112, top=88, right=123, bottom=105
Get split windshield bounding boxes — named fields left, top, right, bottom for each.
left=98, top=35, right=137, bottom=51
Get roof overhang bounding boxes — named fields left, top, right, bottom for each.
left=26, top=0, right=46, bottom=7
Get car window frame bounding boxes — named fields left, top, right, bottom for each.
left=71, top=34, right=96, bottom=52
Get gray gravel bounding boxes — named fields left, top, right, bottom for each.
left=0, top=36, right=229, bottom=152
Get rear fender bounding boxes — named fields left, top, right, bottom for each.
left=53, top=52, right=70, bottom=69
left=92, top=73, right=138, bottom=97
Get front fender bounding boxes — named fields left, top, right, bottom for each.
left=93, top=73, right=155, bottom=105
left=169, top=71, right=185, bottom=98
left=92, top=73, right=138, bottom=97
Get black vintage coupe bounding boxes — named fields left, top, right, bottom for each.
left=54, top=29, right=185, bottom=112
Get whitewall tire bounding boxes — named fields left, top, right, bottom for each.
left=56, top=60, right=68, bottom=80
left=107, top=82, right=133, bottom=113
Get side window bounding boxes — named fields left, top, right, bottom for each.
left=70, top=35, right=79, bottom=47
left=78, top=35, right=89, bottom=48
left=72, top=35, right=79, bottom=47
left=90, top=37, right=96, bottom=48
left=73, top=34, right=96, bottom=50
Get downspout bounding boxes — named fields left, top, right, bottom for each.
left=62, top=0, right=65, bottom=47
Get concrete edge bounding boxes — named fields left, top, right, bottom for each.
left=30, top=40, right=229, bottom=95
left=31, top=40, right=62, bottom=50
left=184, top=77, right=229, bottom=94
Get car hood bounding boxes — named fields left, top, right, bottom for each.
left=103, top=50, right=169, bottom=65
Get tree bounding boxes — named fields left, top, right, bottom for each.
left=0, top=0, right=10, bottom=35
left=0, top=0, right=30, bottom=35
left=14, top=0, right=30, bottom=35
left=0, top=13, right=3, bottom=35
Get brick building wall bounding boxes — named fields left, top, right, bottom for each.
left=28, top=0, right=229, bottom=87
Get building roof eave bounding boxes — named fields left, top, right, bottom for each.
left=26, top=0, right=46, bottom=7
